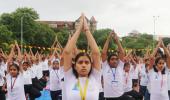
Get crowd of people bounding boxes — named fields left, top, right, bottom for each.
left=0, top=14, right=170, bottom=100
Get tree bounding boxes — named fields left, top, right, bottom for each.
left=93, top=28, right=117, bottom=50
left=163, top=37, right=170, bottom=46
left=0, top=25, right=13, bottom=50
left=52, top=27, right=70, bottom=47
left=0, top=7, right=56, bottom=52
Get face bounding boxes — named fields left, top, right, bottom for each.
left=75, top=56, right=91, bottom=77
left=156, top=59, right=165, bottom=70
left=124, top=64, right=130, bottom=72
left=9, top=66, right=19, bottom=77
left=109, top=56, right=119, bottom=68
left=22, top=63, right=28, bottom=71
left=34, top=59, right=39, bottom=65
left=52, top=61, right=59, bottom=69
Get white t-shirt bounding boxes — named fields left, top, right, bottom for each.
left=131, top=64, right=141, bottom=79
left=6, top=73, right=26, bottom=100
left=0, top=61, right=7, bottom=72
left=49, top=67, right=64, bottom=91
left=23, top=69, right=32, bottom=85
left=148, top=68, right=169, bottom=100
left=140, top=64, right=149, bottom=86
left=32, top=64, right=43, bottom=79
left=102, top=60, right=124, bottom=98
left=41, top=60, right=49, bottom=71
left=0, top=65, right=5, bottom=86
left=63, top=68, right=101, bottom=100
left=166, top=67, right=170, bottom=90
left=123, top=71, right=133, bottom=92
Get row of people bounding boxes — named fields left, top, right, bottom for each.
left=0, top=14, right=170, bottom=100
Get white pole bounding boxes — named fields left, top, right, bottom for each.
left=153, top=16, right=159, bottom=49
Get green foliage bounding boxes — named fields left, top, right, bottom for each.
left=163, top=37, right=170, bottom=46
left=122, top=33, right=156, bottom=49
left=0, top=7, right=169, bottom=54
left=0, top=7, right=55, bottom=52
left=52, top=27, right=70, bottom=47
left=93, top=29, right=117, bottom=49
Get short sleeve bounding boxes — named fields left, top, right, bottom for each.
left=91, top=68, right=101, bottom=83
left=117, top=60, right=124, bottom=69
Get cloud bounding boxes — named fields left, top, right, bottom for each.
left=0, top=0, right=170, bottom=37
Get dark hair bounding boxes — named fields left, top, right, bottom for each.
left=155, top=57, right=165, bottom=65
left=9, top=63, right=20, bottom=73
left=157, top=48, right=164, bottom=57
left=153, top=57, right=165, bottom=74
left=72, top=52, right=92, bottom=78
left=124, top=62, right=130, bottom=69
left=107, top=53, right=118, bottom=62
left=23, top=61, right=30, bottom=65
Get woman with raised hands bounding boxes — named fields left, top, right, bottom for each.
left=63, top=14, right=101, bottom=100
left=5, top=41, right=26, bottom=100
left=147, top=39, right=170, bottom=100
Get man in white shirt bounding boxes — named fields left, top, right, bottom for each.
left=101, top=31, right=134, bottom=100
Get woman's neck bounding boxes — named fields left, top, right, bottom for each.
left=79, top=74, right=88, bottom=78
left=156, top=66, right=163, bottom=72
left=11, top=74, right=18, bottom=78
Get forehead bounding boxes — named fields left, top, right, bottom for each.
left=77, top=56, right=90, bottom=61
left=23, top=63, right=28, bottom=65
left=110, top=55, right=118, bottom=59
left=53, top=61, right=59, bottom=64
left=9, top=66, right=17, bottom=70
left=158, top=59, right=165, bottom=62
left=124, top=65, right=130, bottom=68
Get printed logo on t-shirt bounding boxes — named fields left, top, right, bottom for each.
left=72, top=83, right=79, bottom=91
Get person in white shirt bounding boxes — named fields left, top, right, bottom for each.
left=147, top=39, right=170, bottom=100
left=49, top=59, right=63, bottom=100
left=0, top=57, right=6, bottom=100
left=6, top=63, right=26, bottom=100
left=41, top=56, right=49, bottom=78
left=139, top=61, right=150, bottom=100
left=123, top=62, right=133, bottom=93
left=22, top=61, right=41, bottom=100
left=101, top=30, right=134, bottom=100
left=4, top=41, right=26, bottom=100
left=148, top=57, right=169, bottom=100
left=63, top=14, right=101, bottom=100
left=123, top=62, right=143, bottom=100
left=167, top=44, right=170, bottom=100
left=166, top=66, right=170, bottom=100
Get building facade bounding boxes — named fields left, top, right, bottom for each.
left=37, top=16, right=97, bottom=34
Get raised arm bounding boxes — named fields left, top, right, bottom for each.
left=149, top=40, right=161, bottom=69
left=101, top=33, right=112, bottom=62
left=7, top=44, right=15, bottom=64
left=151, top=40, right=161, bottom=58
left=49, top=48, right=57, bottom=61
left=15, top=41, right=22, bottom=62
left=160, top=40, right=170, bottom=69
left=111, top=31, right=125, bottom=61
left=0, top=48, right=7, bottom=59
left=63, top=14, right=83, bottom=72
left=15, top=41, right=23, bottom=73
left=83, top=16, right=101, bottom=71
left=29, top=47, right=34, bottom=57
